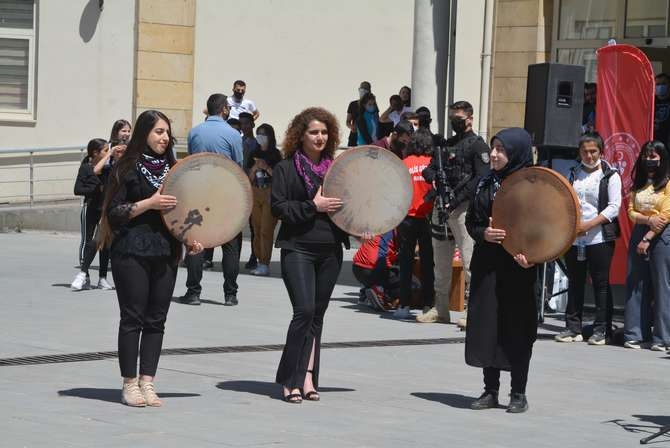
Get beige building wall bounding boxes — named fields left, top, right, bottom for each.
left=135, top=0, right=195, bottom=142
left=489, top=0, right=553, bottom=137
left=192, top=0, right=414, bottom=145
left=0, top=0, right=135, bottom=148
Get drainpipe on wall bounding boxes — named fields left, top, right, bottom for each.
left=478, top=0, right=495, bottom=141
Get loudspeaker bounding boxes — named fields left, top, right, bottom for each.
left=524, top=63, right=585, bottom=149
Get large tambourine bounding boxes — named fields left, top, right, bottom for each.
left=322, top=145, right=413, bottom=236
left=161, top=153, right=252, bottom=248
left=491, top=166, right=580, bottom=263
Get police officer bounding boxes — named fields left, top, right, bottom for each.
left=419, top=101, right=490, bottom=324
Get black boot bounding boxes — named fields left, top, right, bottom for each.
left=470, top=390, right=499, bottom=410
left=506, top=393, right=529, bottom=413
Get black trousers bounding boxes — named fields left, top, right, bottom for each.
left=79, top=203, right=109, bottom=277
left=398, top=216, right=435, bottom=307
left=564, top=241, right=615, bottom=335
left=112, top=255, right=177, bottom=378
left=483, top=349, right=532, bottom=395
left=185, top=232, right=242, bottom=297
left=352, top=264, right=400, bottom=297
left=276, top=246, right=343, bottom=389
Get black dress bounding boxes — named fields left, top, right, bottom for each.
left=464, top=126, right=538, bottom=394
left=464, top=179, right=537, bottom=373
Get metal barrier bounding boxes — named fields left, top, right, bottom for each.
left=0, top=144, right=188, bottom=206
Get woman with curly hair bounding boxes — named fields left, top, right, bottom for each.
left=272, top=107, right=349, bottom=403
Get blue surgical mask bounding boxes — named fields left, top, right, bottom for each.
left=366, top=105, right=376, bottom=113
left=656, top=85, right=669, bottom=97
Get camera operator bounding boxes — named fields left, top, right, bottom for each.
left=419, top=101, right=490, bottom=323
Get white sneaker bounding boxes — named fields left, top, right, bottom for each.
left=393, top=306, right=412, bottom=320
left=252, top=263, right=270, bottom=276
left=71, top=272, right=90, bottom=291
left=97, top=278, right=115, bottom=290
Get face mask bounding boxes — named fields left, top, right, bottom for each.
left=656, top=85, right=669, bottom=97
left=390, top=138, right=406, bottom=153
left=581, top=160, right=600, bottom=169
left=646, top=159, right=660, bottom=169
left=366, top=105, right=376, bottom=113
left=358, top=88, right=369, bottom=98
left=233, top=91, right=244, bottom=99
left=450, top=118, right=467, bottom=134
left=256, top=134, right=269, bottom=148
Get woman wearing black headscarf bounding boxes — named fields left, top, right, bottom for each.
left=464, top=127, right=537, bottom=414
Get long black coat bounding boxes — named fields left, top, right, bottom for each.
left=464, top=174, right=537, bottom=370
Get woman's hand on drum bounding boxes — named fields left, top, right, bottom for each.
left=648, top=215, right=667, bottom=233
left=484, top=217, right=506, bottom=244
left=186, top=240, right=204, bottom=256
left=513, top=253, right=535, bottom=268
left=148, top=185, right=177, bottom=211
left=313, top=186, right=343, bottom=213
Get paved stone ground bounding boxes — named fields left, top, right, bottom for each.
left=1, top=231, right=669, bottom=447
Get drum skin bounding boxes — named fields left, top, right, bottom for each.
left=323, top=146, right=413, bottom=237
left=491, top=166, right=580, bottom=263
left=161, top=153, right=252, bottom=248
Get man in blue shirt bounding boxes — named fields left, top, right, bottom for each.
left=187, top=94, right=244, bottom=164
left=179, top=93, right=244, bottom=307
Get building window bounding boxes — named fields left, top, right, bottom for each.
left=0, top=0, right=35, bottom=121
left=557, top=48, right=598, bottom=82
left=559, top=0, right=617, bottom=40
left=625, top=0, right=669, bottom=38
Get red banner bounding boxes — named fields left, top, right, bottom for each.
left=596, top=44, right=655, bottom=284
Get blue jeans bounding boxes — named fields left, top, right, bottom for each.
left=624, top=224, right=670, bottom=344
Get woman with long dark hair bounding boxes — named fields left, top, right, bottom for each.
left=108, top=119, right=132, bottom=161
left=100, top=110, right=203, bottom=406
left=271, top=107, right=349, bottom=403
left=246, top=123, right=282, bottom=276
left=71, top=138, right=114, bottom=291
left=356, top=92, right=379, bottom=145
left=624, top=140, right=670, bottom=351
left=465, top=127, right=537, bottom=414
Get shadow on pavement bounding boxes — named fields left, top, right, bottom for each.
left=216, top=380, right=355, bottom=401
left=411, top=392, right=480, bottom=409
left=58, top=388, right=200, bottom=403
left=604, top=415, right=670, bottom=441
left=170, top=296, right=226, bottom=306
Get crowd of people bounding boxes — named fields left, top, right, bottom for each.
left=66, top=74, right=670, bottom=412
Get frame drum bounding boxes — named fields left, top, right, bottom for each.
left=323, top=146, right=412, bottom=236
left=161, top=153, right=252, bottom=248
left=491, top=166, right=580, bottom=263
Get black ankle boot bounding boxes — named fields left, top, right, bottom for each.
left=470, top=390, right=499, bottom=410
left=506, top=393, right=529, bottom=413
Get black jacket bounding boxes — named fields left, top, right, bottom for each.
left=106, top=166, right=179, bottom=259
left=422, top=131, right=490, bottom=211
left=74, top=157, right=104, bottom=211
left=271, top=158, right=349, bottom=250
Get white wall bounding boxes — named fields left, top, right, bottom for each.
left=192, top=0, right=414, bottom=145
left=453, top=0, right=486, bottom=134
left=0, top=0, right=135, bottom=149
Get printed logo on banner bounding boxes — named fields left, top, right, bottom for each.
left=603, top=132, right=640, bottom=194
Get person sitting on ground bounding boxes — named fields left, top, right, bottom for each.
left=352, top=230, right=399, bottom=311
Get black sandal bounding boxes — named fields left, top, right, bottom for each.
left=304, top=370, right=320, bottom=401
left=304, top=391, right=320, bottom=401
left=283, top=392, right=302, bottom=404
